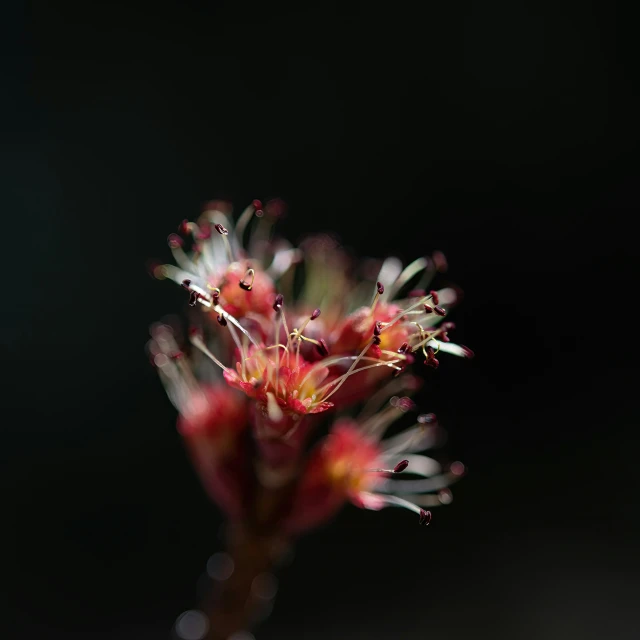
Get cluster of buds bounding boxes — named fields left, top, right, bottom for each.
left=148, top=199, right=472, bottom=534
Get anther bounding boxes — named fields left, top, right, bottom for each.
left=398, top=342, right=410, bottom=354
left=461, top=345, right=475, bottom=359
left=188, top=291, right=199, bottom=307
left=239, top=268, right=255, bottom=291
left=181, top=279, right=192, bottom=289
left=311, top=308, right=321, bottom=320
left=315, top=339, right=329, bottom=357
left=167, top=234, right=184, bottom=249
left=393, top=459, right=409, bottom=473
left=374, top=321, right=383, bottom=336
left=178, top=219, right=190, bottom=235
left=377, top=281, right=385, bottom=295
left=419, top=509, right=432, bottom=526
left=434, top=306, right=446, bottom=316
left=450, top=461, right=465, bottom=476
left=429, top=290, right=439, bottom=305
left=417, top=413, right=437, bottom=425
left=273, top=293, right=284, bottom=313
left=217, top=314, right=227, bottom=327
left=423, top=304, right=433, bottom=314
left=424, top=357, right=439, bottom=369
left=396, top=396, right=415, bottom=412
left=214, top=223, right=229, bottom=235
left=372, top=335, right=382, bottom=345
left=252, top=199, right=262, bottom=210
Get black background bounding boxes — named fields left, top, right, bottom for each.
left=3, top=1, right=639, bottom=639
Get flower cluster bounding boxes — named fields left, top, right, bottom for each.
left=148, top=199, right=471, bottom=532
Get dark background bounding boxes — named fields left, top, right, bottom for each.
left=3, top=1, right=639, bottom=638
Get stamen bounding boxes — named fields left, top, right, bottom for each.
left=167, top=234, right=184, bottom=249
left=315, top=338, right=329, bottom=357
left=239, top=267, right=255, bottom=291
left=214, top=222, right=234, bottom=263
left=189, top=332, right=229, bottom=372
left=370, top=281, right=384, bottom=313
left=367, top=460, right=409, bottom=474
left=419, top=509, right=432, bottom=525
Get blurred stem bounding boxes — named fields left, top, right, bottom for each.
left=204, top=479, right=294, bottom=640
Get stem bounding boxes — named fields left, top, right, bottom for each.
left=203, top=480, right=295, bottom=639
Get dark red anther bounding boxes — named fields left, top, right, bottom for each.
left=252, top=199, right=262, bottom=210
left=239, top=280, right=252, bottom=291
left=434, top=306, right=446, bottom=316
left=167, top=233, right=184, bottom=249
left=396, top=396, right=415, bottom=412
left=419, top=509, right=432, bottom=526
left=408, top=289, right=426, bottom=298
left=393, top=459, right=409, bottom=473
left=188, top=291, right=199, bottom=307
left=376, top=281, right=384, bottom=295
left=273, top=293, right=284, bottom=312
left=178, top=219, right=190, bottom=235
left=315, top=339, right=329, bottom=358
left=429, top=290, right=439, bottom=305
left=374, top=321, right=383, bottom=336
left=217, top=314, right=227, bottom=327
left=417, top=412, right=437, bottom=425
left=423, top=303, right=433, bottom=314
left=311, top=308, right=321, bottom=320
left=424, top=357, right=439, bottom=369
left=461, top=345, right=475, bottom=359
left=372, top=335, right=382, bottom=345
left=214, top=223, right=229, bottom=235
left=398, top=342, right=409, bottom=354
left=181, top=279, right=192, bottom=289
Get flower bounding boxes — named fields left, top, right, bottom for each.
left=284, top=392, right=465, bottom=534
left=149, top=199, right=471, bottom=528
